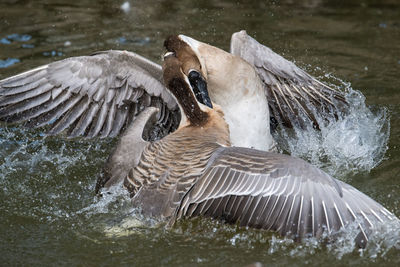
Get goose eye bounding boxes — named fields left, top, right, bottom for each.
left=188, top=70, right=213, bottom=108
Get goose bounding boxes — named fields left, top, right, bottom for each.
left=115, top=50, right=398, bottom=248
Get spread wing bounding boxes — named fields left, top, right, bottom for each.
left=230, top=30, right=347, bottom=129
left=0, top=50, right=179, bottom=139
left=177, top=147, right=398, bottom=247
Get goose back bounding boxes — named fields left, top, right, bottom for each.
left=124, top=112, right=230, bottom=219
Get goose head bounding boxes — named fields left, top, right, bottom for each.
left=164, top=35, right=262, bottom=105
left=164, top=35, right=275, bottom=151
left=162, top=51, right=226, bottom=131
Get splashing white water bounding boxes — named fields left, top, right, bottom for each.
left=76, top=183, right=131, bottom=216
left=273, top=87, right=390, bottom=178
left=172, top=216, right=400, bottom=261
left=266, top=220, right=400, bottom=260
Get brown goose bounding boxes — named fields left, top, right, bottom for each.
left=118, top=50, right=398, bottom=248
left=0, top=31, right=346, bottom=154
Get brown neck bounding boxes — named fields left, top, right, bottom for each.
left=163, top=56, right=209, bottom=127
left=170, top=106, right=231, bottom=148
left=167, top=77, right=208, bottom=126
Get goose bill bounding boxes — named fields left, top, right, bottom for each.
left=188, top=70, right=212, bottom=108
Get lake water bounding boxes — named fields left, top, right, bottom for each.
left=0, top=0, right=399, bottom=266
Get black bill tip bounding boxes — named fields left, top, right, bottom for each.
left=188, top=70, right=213, bottom=109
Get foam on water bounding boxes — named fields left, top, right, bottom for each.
left=273, top=84, right=390, bottom=179
left=75, top=184, right=149, bottom=237
left=0, top=126, right=111, bottom=223
left=76, top=184, right=131, bottom=216
left=0, top=127, right=94, bottom=178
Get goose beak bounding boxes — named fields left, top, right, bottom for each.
left=164, top=35, right=212, bottom=108
left=188, top=70, right=212, bottom=108
left=162, top=54, right=210, bottom=126
left=162, top=51, right=212, bottom=109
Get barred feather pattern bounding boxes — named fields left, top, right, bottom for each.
left=175, top=147, right=399, bottom=247
left=124, top=115, right=231, bottom=219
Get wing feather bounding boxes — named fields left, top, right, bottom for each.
left=101, top=99, right=117, bottom=138
left=48, top=96, right=90, bottom=135
left=0, top=50, right=179, bottom=139
left=0, top=91, right=52, bottom=120
left=178, top=147, right=399, bottom=247
left=0, top=67, right=47, bottom=88
left=87, top=100, right=109, bottom=138
left=110, top=106, right=129, bottom=137
left=230, top=30, right=348, bottom=129
left=70, top=102, right=101, bottom=137
left=33, top=93, right=83, bottom=129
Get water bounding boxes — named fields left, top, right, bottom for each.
left=1, top=0, right=399, bottom=265
left=274, top=86, right=390, bottom=179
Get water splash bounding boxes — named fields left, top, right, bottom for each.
left=327, top=220, right=400, bottom=260
left=0, top=127, right=96, bottom=178
left=76, top=184, right=131, bottom=217
left=267, top=220, right=399, bottom=260
left=171, top=217, right=400, bottom=262
left=273, top=85, right=390, bottom=179
left=0, top=126, right=111, bottom=223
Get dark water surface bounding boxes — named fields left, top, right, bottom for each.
left=1, top=0, right=399, bottom=266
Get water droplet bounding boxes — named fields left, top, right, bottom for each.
left=120, top=1, right=131, bottom=13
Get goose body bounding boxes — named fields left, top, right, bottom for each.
left=119, top=51, right=398, bottom=248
